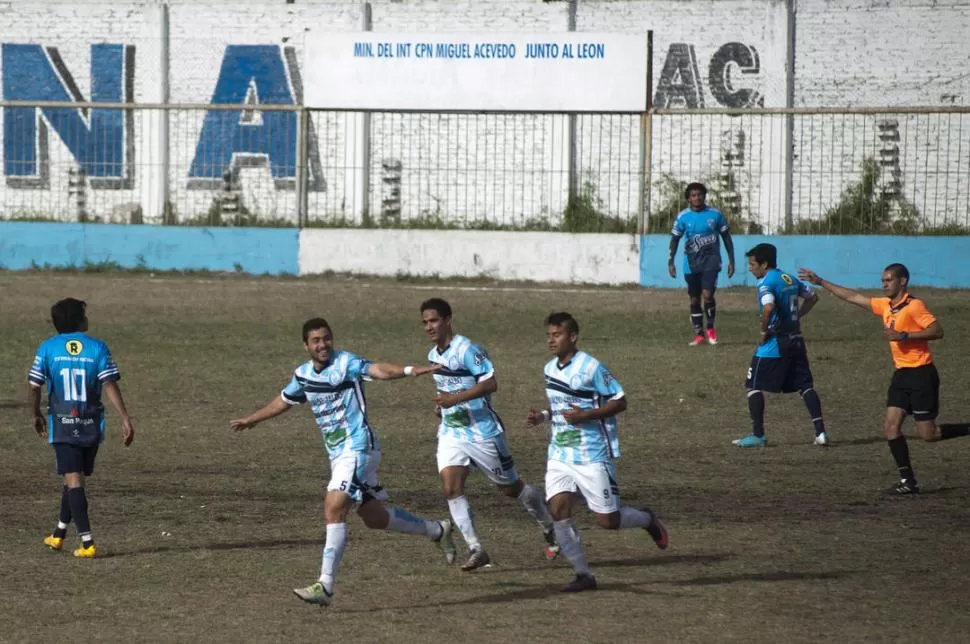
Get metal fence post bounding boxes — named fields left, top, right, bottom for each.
left=295, top=107, right=309, bottom=227
left=639, top=31, right=654, bottom=235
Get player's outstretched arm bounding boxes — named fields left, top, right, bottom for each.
left=366, top=362, right=440, bottom=381
left=29, top=384, right=45, bottom=438
left=562, top=397, right=627, bottom=424
left=797, top=268, right=870, bottom=310
left=230, top=396, right=291, bottom=432
left=103, top=381, right=135, bottom=446
left=433, top=376, right=497, bottom=409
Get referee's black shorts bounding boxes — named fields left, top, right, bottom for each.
left=887, top=363, right=939, bottom=421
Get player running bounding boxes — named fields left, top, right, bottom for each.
left=733, top=243, right=828, bottom=448
left=229, top=317, right=456, bottom=608
left=30, top=298, right=135, bottom=558
left=526, top=312, right=667, bottom=593
left=667, top=182, right=735, bottom=346
left=420, top=298, right=558, bottom=571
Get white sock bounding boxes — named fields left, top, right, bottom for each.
left=319, top=522, right=347, bottom=594
left=619, top=506, right=653, bottom=530
left=553, top=519, right=590, bottom=576
left=56, top=521, right=68, bottom=531
left=447, top=496, right=481, bottom=551
left=386, top=506, right=441, bottom=539
left=516, top=483, right=554, bottom=533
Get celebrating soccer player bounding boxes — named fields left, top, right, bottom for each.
left=420, top=298, right=558, bottom=571
left=798, top=264, right=970, bottom=493
left=667, top=182, right=735, bottom=346
left=734, top=243, right=829, bottom=448
left=29, top=298, right=135, bottom=558
left=229, top=318, right=456, bottom=607
left=526, top=312, right=667, bottom=593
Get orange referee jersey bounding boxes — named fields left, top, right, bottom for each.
left=870, top=293, right=936, bottom=369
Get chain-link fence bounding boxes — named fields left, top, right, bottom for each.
left=2, top=101, right=968, bottom=234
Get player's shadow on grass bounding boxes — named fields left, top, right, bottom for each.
left=97, top=537, right=320, bottom=558
left=836, top=436, right=890, bottom=446
left=594, top=552, right=733, bottom=569
left=673, top=569, right=857, bottom=586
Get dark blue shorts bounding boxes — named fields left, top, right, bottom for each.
left=746, top=353, right=814, bottom=394
left=684, top=270, right=719, bottom=297
left=53, top=443, right=99, bottom=476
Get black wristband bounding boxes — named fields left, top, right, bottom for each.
left=899, top=332, right=910, bottom=341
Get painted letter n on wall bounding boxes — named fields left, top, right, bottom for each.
left=188, top=45, right=324, bottom=191
left=2, top=43, right=135, bottom=189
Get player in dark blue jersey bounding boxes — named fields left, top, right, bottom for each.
left=733, top=244, right=829, bottom=448
left=28, top=298, right=134, bottom=558
left=667, top=182, right=735, bottom=346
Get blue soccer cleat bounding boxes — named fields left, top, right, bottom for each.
left=733, top=433, right=767, bottom=448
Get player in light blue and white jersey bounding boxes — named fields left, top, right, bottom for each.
left=421, top=298, right=557, bottom=571
left=29, top=298, right=135, bottom=559
left=230, top=317, right=456, bottom=608
left=526, top=312, right=668, bottom=593
left=667, top=182, right=735, bottom=346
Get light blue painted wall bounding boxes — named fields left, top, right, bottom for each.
left=641, top=235, right=970, bottom=289
left=0, top=223, right=299, bottom=275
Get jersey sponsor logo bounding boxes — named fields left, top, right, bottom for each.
left=602, top=370, right=615, bottom=386
left=448, top=356, right=461, bottom=371
left=553, top=429, right=582, bottom=447
left=327, top=369, right=342, bottom=386
left=65, top=340, right=84, bottom=356
left=473, top=352, right=486, bottom=367
left=781, top=273, right=793, bottom=285
left=570, top=374, right=584, bottom=390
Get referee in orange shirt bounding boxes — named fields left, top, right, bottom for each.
left=798, top=263, right=969, bottom=494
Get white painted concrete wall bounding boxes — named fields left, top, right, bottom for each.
left=1, top=0, right=968, bottom=228
left=298, top=228, right=642, bottom=284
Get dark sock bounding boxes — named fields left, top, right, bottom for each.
left=747, top=390, right=766, bottom=437
left=690, top=303, right=703, bottom=336
left=800, top=388, right=826, bottom=435
left=887, top=436, right=915, bottom=482
left=940, top=423, right=970, bottom=440
left=54, top=485, right=71, bottom=538
left=67, top=487, right=93, bottom=544
left=704, top=298, right=716, bottom=329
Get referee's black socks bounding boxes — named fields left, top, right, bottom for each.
left=940, top=423, right=970, bottom=440
left=888, top=436, right=915, bottom=482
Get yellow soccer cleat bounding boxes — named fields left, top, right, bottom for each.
left=73, top=543, right=97, bottom=558
left=43, top=535, right=64, bottom=551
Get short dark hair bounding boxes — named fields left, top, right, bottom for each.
left=884, top=263, right=910, bottom=282
left=51, top=298, right=87, bottom=333
left=302, top=317, right=332, bottom=343
left=684, top=182, right=708, bottom=200
left=745, top=243, right=777, bottom=269
left=545, top=312, right=579, bottom=335
left=420, top=298, right=452, bottom=318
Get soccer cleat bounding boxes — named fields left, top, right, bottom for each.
left=293, top=581, right=333, bottom=607
left=705, top=328, right=718, bottom=345
left=688, top=335, right=706, bottom=347
left=733, top=434, right=768, bottom=448
left=460, top=548, right=492, bottom=572
left=543, top=530, right=560, bottom=560
left=814, top=432, right=829, bottom=446
left=435, top=519, right=457, bottom=564
left=43, top=535, right=64, bottom=551
left=561, top=573, right=598, bottom=593
left=644, top=514, right=668, bottom=550
left=893, top=479, right=920, bottom=495
left=73, top=543, right=96, bottom=558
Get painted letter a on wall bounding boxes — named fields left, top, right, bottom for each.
left=189, top=45, right=298, bottom=186
left=2, top=43, right=134, bottom=188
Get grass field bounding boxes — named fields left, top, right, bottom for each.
left=2, top=271, right=969, bottom=643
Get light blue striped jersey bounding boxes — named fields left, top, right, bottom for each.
left=544, top=351, right=624, bottom=465
left=428, top=335, right=503, bottom=441
left=28, top=332, right=120, bottom=446
left=281, top=350, right=379, bottom=459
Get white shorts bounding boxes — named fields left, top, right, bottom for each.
left=436, top=433, right=519, bottom=486
left=545, top=459, right=621, bottom=515
left=327, top=449, right=389, bottom=504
